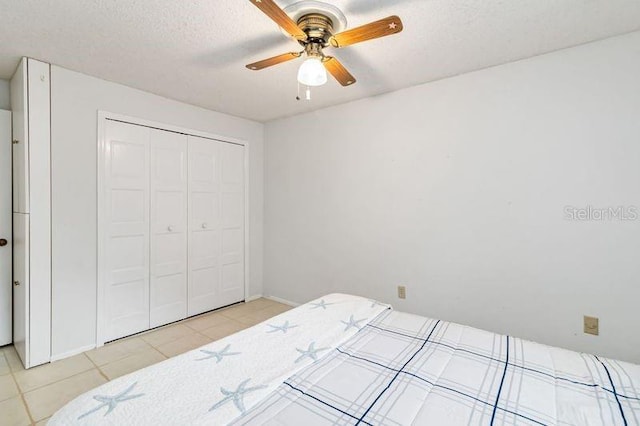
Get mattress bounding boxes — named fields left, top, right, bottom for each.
left=50, top=294, right=640, bottom=425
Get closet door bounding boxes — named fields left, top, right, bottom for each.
left=150, top=129, right=188, bottom=328
left=219, top=142, right=245, bottom=307
left=103, top=121, right=150, bottom=341
left=188, top=136, right=221, bottom=316
left=188, top=137, right=244, bottom=316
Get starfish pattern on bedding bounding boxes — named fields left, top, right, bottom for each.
left=266, top=320, right=298, bottom=334
left=209, top=379, right=267, bottom=414
left=77, top=382, right=144, bottom=419
left=309, top=299, right=334, bottom=310
left=295, top=342, right=329, bottom=363
left=196, top=344, right=241, bottom=363
left=341, top=314, right=366, bottom=331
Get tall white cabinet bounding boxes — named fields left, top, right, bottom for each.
left=10, top=58, right=52, bottom=368
left=100, top=119, right=245, bottom=343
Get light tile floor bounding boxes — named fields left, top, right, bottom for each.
left=0, top=298, right=292, bottom=425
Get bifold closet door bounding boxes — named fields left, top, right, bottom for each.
left=188, top=136, right=244, bottom=316
left=101, top=122, right=245, bottom=340
left=219, top=142, right=245, bottom=308
left=150, top=130, right=188, bottom=328
left=103, top=120, right=150, bottom=342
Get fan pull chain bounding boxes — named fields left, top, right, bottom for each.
left=296, top=82, right=312, bottom=102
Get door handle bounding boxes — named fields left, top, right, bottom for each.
left=0, top=238, right=7, bottom=247
left=167, top=225, right=174, bottom=232
left=202, top=223, right=208, bottom=229
left=13, top=281, right=20, bottom=287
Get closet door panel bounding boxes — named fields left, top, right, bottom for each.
left=150, top=129, right=188, bottom=328
left=187, top=138, right=244, bottom=314
left=188, top=136, right=223, bottom=316
left=103, top=120, right=150, bottom=341
left=219, top=143, right=245, bottom=306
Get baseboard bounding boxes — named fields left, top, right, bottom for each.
left=50, top=344, right=96, bottom=362
left=264, top=295, right=300, bottom=307
left=245, top=294, right=263, bottom=302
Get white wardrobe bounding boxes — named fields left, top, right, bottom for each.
left=99, top=119, right=245, bottom=343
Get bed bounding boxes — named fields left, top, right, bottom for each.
left=50, top=294, right=640, bottom=425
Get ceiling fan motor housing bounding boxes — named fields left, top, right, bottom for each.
left=297, top=13, right=334, bottom=45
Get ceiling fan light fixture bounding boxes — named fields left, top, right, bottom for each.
left=248, top=0, right=404, bottom=89
left=297, top=57, right=327, bottom=87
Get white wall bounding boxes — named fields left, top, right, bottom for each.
left=50, top=66, right=264, bottom=358
left=0, top=79, right=9, bottom=110
left=264, top=31, right=640, bottom=363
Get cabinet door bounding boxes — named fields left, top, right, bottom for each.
left=150, top=129, right=188, bottom=328
left=12, top=213, right=29, bottom=367
left=102, top=120, right=150, bottom=341
left=11, top=58, right=29, bottom=214
left=25, top=58, right=51, bottom=367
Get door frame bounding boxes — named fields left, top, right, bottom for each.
left=96, top=111, right=250, bottom=347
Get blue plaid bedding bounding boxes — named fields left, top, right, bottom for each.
left=234, top=309, right=640, bottom=425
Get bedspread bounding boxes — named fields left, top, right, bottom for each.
left=49, top=294, right=390, bottom=425
left=234, top=310, right=640, bottom=425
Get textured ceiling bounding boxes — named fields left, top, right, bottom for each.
left=1, top=0, right=639, bottom=122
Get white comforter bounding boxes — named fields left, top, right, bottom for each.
left=49, top=294, right=390, bottom=425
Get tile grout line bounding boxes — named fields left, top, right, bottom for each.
left=8, top=364, right=36, bottom=425
left=13, top=357, right=96, bottom=395
left=98, top=346, right=168, bottom=380
left=147, top=346, right=168, bottom=361
left=19, top=366, right=97, bottom=395
left=20, top=355, right=105, bottom=423
left=84, top=352, right=110, bottom=383
left=198, top=331, right=215, bottom=342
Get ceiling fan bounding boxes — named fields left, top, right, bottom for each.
left=246, top=0, right=404, bottom=88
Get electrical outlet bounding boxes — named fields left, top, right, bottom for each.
left=397, top=285, right=406, bottom=299
left=584, top=316, right=599, bottom=336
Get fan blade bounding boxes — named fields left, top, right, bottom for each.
left=329, top=16, right=403, bottom=48
left=323, top=57, right=356, bottom=86
left=249, top=0, right=307, bottom=41
left=246, top=52, right=302, bottom=70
